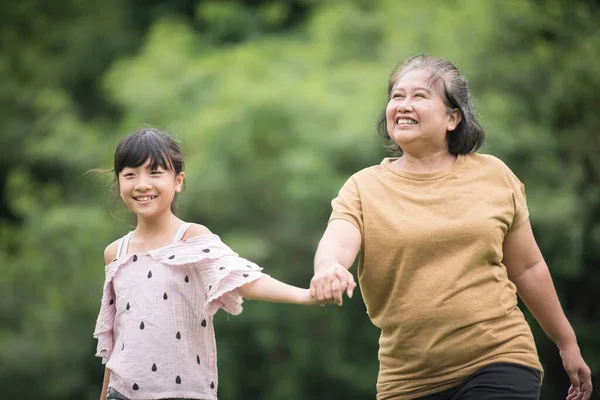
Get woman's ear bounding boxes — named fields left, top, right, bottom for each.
left=447, top=108, right=462, bottom=132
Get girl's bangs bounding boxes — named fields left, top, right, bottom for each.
left=115, top=132, right=173, bottom=174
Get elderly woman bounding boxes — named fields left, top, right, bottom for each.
left=310, top=55, right=592, bottom=400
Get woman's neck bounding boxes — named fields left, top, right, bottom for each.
left=393, top=150, right=457, bottom=174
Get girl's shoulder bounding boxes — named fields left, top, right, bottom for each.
left=104, top=239, right=120, bottom=265
left=182, top=223, right=212, bottom=240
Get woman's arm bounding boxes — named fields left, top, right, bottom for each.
left=503, top=220, right=592, bottom=400
left=311, top=219, right=361, bottom=305
left=237, top=276, right=315, bottom=305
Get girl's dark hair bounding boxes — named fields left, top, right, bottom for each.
left=114, top=128, right=185, bottom=213
left=376, top=54, right=485, bottom=155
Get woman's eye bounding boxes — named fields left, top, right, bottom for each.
left=414, top=92, right=425, bottom=98
left=392, top=93, right=403, bottom=99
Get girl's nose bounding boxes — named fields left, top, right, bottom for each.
left=135, top=178, right=152, bottom=190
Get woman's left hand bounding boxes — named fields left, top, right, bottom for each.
left=561, top=343, right=592, bottom=400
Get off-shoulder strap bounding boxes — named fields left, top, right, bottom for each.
left=174, top=222, right=192, bottom=242
left=116, top=232, right=133, bottom=258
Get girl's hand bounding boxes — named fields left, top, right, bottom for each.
left=561, top=343, right=592, bottom=400
left=300, top=289, right=318, bottom=305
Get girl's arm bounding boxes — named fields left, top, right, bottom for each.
left=100, top=366, right=110, bottom=400
left=237, top=276, right=315, bottom=305
left=503, top=220, right=592, bottom=400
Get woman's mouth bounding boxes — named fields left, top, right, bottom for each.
left=396, top=117, right=418, bottom=125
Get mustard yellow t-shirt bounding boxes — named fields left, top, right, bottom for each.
left=330, top=153, right=543, bottom=400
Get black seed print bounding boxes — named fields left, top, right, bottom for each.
left=197, top=355, right=200, bottom=364
left=126, top=302, right=130, bottom=310
left=113, top=259, right=117, bottom=262
left=122, top=343, right=125, bottom=351
left=168, top=255, right=175, bottom=259
left=219, top=267, right=225, bottom=270
left=140, top=321, right=145, bottom=330
left=152, top=363, right=157, bottom=372
left=246, top=264, right=253, bottom=268
left=147, top=270, right=152, bottom=278
left=210, top=382, right=215, bottom=389
left=176, top=375, right=182, bottom=384
left=133, top=255, right=138, bottom=262
left=201, top=319, right=207, bottom=327
left=133, top=383, right=139, bottom=390
left=163, top=292, right=168, bottom=300
left=176, top=331, right=181, bottom=340
left=208, top=286, right=212, bottom=291
left=203, top=248, right=210, bottom=253
left=100, top=349, right=107, bottom=353
left=109, top=299, right=114, bottom=305
left=185, top=275, right=189, bottom=283
left=243, top=274, right=249, bottom=278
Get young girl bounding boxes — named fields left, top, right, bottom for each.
left=94, top=128, right=316, bottom=400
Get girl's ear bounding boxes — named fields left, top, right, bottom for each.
left=175, top=172, right=185, bottom=192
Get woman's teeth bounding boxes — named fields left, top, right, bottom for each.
left=397, top=118, right=417, bottom=125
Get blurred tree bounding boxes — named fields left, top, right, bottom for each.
left=0, top=0, right=598, bottom=399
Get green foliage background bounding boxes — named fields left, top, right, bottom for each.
left=1, top=1, right=598, bottom=399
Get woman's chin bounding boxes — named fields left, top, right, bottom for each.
left=391, top=130, right=420, bottom=147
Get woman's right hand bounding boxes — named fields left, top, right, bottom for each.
left=311, top=219, right=361, bottom=306
left=310, top=261, right=356, bottom=306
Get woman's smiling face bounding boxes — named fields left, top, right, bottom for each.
left=386, top=69, right=461, bottom=154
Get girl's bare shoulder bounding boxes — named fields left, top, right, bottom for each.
left=182, top=223, right=213, bottom=240
left=104, top=239, right=120, bottom=265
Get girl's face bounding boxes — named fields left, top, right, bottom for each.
left=385, top=69, right=461, bottom=154
left=118, top=158, right=184, bottom=219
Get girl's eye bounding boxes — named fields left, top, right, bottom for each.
left=150, top=170, right=163, bottom=175
left=123, top=173, right=134, bottom=177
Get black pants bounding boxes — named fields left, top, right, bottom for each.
left=106, top=387, right=200, bottom=400
left=416, top=363, right=541, bottom=400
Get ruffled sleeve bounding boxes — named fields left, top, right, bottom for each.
left=152, top=235, right=267, bottom=316
left=199, top=254, right=266, bottom=316
left=92, top=255, right=135, bottom=363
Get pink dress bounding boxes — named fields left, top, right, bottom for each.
left=93, top=223, right=266, bottom=399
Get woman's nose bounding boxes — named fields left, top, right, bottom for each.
left=397, top=98, right=413, bottom=113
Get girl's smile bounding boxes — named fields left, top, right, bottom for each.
left=133, top=195, right=158, bottom=203
left=118, top=159, right=183, bottom=218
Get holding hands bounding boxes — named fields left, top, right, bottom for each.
left=311, top=219, right=362, bottom=306
left=310, top=261, right=356, bottom=306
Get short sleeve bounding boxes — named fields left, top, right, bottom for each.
left=503, top=165, right=529, bottom=231
left=329, top=176, right=364, bottom=235
left=197, top=255, right=267, bottom=316
left=93, top=279, right=116, bottom=364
